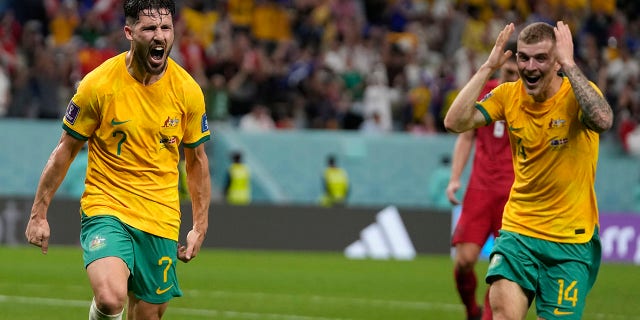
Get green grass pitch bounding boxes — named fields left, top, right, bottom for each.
left=0, top=246, right=638, bottom=319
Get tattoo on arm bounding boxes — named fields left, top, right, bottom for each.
left=563, top=65, right=613, bottom=133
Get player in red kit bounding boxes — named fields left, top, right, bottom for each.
left=446, top=42, right=519, bottom=320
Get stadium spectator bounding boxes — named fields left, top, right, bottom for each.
left=359, top=111, right=384, bottom=134
left=48, top=0, right=80, bottom=48
left=224, top=151, right=252, bottom=205
left=239, top=102, right=275, bottom=132
left=446, top=41, right=519, bottom=320
left=204, top=73, right=229, bottom=122
left=24, top=1, right=212, bottom=319
left=444, top=22, right=613, bottom=319
left=0, top=0, right=637, bottom=149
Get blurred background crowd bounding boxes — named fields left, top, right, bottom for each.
left=0, top=0, right=639, bottom=153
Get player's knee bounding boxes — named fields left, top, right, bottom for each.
left=94, top=293, right=127, bottom=314
left=455, top=253, right=479, bottom=270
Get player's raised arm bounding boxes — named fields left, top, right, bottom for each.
left=26, top=132, right=85, bottom=254
left=554, top=21, right=613, bottom=133
left=444, top=23, right=515, bottom=133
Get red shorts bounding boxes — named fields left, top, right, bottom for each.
left=451, top=187, right=509, bottom=247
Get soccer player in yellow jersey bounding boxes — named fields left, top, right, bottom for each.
left=25, top=1, right=211, bottom=319
left=445, top=21, right=613, bottom=320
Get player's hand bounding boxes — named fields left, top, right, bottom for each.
left=554, top=21, right=576, bottom=68
left=483, top=23, right=515, bottom=71
left=446, top=180, right=461, bottom=205
left=25, top=215, right=50, bottom=254
left=178, top=229, right=205, bottom=263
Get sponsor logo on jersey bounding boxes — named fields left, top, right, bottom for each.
left=156, top=284, right=174, bottom=295
left=553, top=308, right=574, bottom=316
left=111, top=118, right=130, bottom=125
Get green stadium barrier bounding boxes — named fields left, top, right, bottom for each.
left=1, top=118, right=638, bottom=212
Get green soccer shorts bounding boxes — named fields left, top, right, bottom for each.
left=80, top=214, right=183, bottom=304
left=486, top=228, right=601, bottom=319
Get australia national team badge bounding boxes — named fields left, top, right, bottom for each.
left=65, top=102, right=81, bottom=125
left=162, top=116, right=180, bottom=128
left=89, top=235, right=106, bottom=251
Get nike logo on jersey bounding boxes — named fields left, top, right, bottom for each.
left=111, top=118, right=131, bottom=125
left=155, top=284, right=174, bottom=295
left=553, top=308, right=574, bottom=316
left=508, top=125, right=523, bottom=132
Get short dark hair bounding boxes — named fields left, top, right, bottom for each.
left=123, top=0, right=176, bottom=24
left=327, top=155, right=336, bottom=166
left=232, top=151, right=242, bottom=163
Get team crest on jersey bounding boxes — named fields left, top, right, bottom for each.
left=162, top=116, right=180, bottom=128
left=201, top=113, right=209, bottom=133
left=549, top=118, right=566, bottom=128
left=89, top=235, right=106, bottom=251
left=65, top=101, right=80, bottom=124
left=489, top=253, right=502, bottom=269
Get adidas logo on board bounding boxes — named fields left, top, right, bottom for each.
left=344, top=206, right=416, bottom=260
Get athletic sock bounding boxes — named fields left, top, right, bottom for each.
left=454, top=268, right=481, bottom=318
left=482, top=286, right=493, bottom=320
left=89, top=298, right=123, bottom=320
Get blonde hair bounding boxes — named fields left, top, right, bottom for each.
left=518, top=22, right=556, bottom=44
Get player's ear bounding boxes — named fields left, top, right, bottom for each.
left=124, top=25, right=133, bottom=40
left=554, top=60, right=562, bottom=73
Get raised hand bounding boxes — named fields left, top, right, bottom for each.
left=554, top=21, right=576, bottom=68
left=483, top=23, right=516, bottom=71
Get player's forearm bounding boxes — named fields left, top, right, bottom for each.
left=31, top=148, right=75, bottom=217
left=186, top=157, right=211, bottom=234
left=449, top=132, right=474, bottom=182
left=444, top=65, right=495, bottom=133
left=563, top=64, right=613, bottom=133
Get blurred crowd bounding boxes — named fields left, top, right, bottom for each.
left=1, top=0, right=639, bottom=153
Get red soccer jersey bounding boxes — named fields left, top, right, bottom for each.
left=468, top=78, right=514, bottom=192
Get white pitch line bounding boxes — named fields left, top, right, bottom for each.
left=183, top=289, right=463, bottom=311
left=0, top=295, right=350, bottom=320
left=2, top=292, right=639, bottom=320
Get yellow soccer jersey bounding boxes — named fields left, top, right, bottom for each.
left=476, top=77, right=601, bottom=243
left=62, top=52, right=211, bottom=241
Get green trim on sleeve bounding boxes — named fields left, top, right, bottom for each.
left=62, top=123, right=89, bottom=141
left=183, top=135, right=211, bottom=148
left=474, top=103, right=493, bottom=126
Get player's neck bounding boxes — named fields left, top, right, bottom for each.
left=125, top=51, right=166, bottom=86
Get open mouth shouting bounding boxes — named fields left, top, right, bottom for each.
left=150, top=45, right=165, bottom=65
left=523, top=74, right=541, bottom=87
